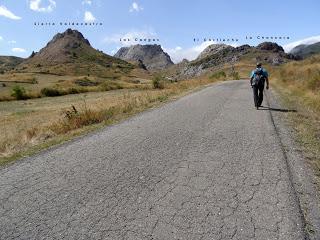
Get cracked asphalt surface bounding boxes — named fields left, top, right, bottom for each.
left=0, top=80, right=310, bottom=239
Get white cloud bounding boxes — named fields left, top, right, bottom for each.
left=104, top=29, right=157, bottom=47
left=29, top=0, right=56, bottom=13
left=82, top=0, right=92, bottom=5
left=164, top=42, right=214, bottom=63
left=0, top=36, right=3, bottom=41
left=0, top=5, right=21, bottom=20
left=129, top=2, right=143, bottom=12
left=84, top=11, right=96, bottom=22
left=283, top=35, right=320, bottom=53
left=8, top=40, right=16, bottom=44
left=12, top=48, right=26, bottom=53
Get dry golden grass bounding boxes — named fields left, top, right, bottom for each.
left=270, top=55, right=320, bottom=178
left=0, top=71, right=151, bottom=101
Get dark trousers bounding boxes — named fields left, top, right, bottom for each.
left=252, top=84, right=264, bottom=107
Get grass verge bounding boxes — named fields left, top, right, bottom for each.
left=270, top=55, right=320, bottom=182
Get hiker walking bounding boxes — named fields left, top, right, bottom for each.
left=250, top=63, right=269, bottom=109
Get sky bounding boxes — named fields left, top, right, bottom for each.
left=0, top=0, right=319, bottom=62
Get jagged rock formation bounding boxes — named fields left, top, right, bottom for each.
left=114, top=44, right=173, bottom=71
left=196, top=44, right=233, bottom=60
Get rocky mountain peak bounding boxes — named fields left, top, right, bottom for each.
left=24, top=29, right=96, bottom=64
left=197, top=44, right=234, bottom=60
left=18, top=29, right=132, bottom=76
left=256, top=42, right=284, bottom=52
left=47, top=28, right=91, bottom=48
left=114, top=44, right=173, bottom=71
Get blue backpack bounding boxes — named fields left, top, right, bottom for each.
left=251, top=68, right=265, bottom=86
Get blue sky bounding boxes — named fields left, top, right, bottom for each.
left=0, top=0, right=319, bottom=62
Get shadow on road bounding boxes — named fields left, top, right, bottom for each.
left=258, top=106, right=297, bottom=112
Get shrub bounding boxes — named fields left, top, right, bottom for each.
left=30, top=77, right=38, bottom=84
left=152, top=76, right=165, bottom=89
left=209, top=71, right=226, bottom=79
left=11, top=85, right=28, bottom=100
left=68, top=88, right=84, bottom=94
left=100, top=81, right=123, bottom=91
left=41, top=87, right=64, bottom=97
left=75, top=77, right=98, bottom=86
left=52, top=105, right=105, bottom=134
left=41, top=87, right=88, bottom=97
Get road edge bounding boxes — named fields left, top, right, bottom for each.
left=266, top=90, right=320, bottom=240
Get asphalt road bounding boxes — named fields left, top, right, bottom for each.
left=0, top=80, right=312, bottom=239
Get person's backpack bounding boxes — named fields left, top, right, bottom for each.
left=251, top=68, right=265, bottom=86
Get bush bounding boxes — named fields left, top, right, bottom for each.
left=41, top=87, right=64, bottom=97
left=209, top=71, right=226, bottom=79
left=152, top=76, right=165, bottom=89
left=30, top=77, right=38, bottom=84
left=100, top=81, right=123, bottom=91
left=67, top=87, right=87, bottom=94
left=75, top=77, right=98, bottom=86
left=41, top=87, right=88, bottom=97
left=51, top=105, right=105, bottom=134
left=11, top=85, right=28, bottom=100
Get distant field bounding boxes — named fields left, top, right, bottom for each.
left=0, top=73, right=70, bottom=94
left=0, top=69, right=151, bottom=101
